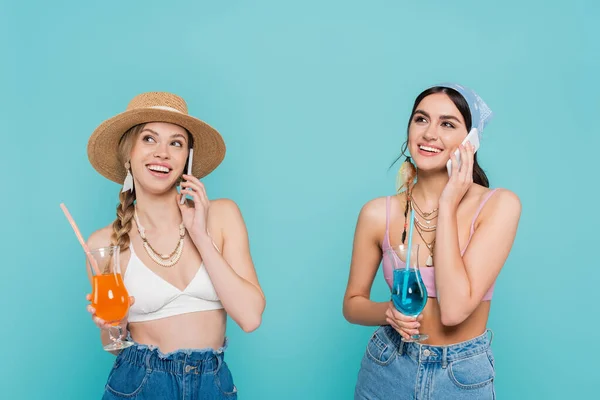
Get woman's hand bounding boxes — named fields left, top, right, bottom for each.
left=385, top=301, right=423, bottom=340
left=440, top=142, right=475, bottom=210
left=86, top=294, right=134, bottom=338
left=178, top=174, right=210, bottom=238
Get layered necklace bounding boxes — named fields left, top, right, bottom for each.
left=402, top=192, right=438, bottom=267
left=133, top=207, right=186, bottom=268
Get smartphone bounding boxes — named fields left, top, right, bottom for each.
left=180, top=148, right=194, bottom=204
left=446, top=128, right=480, bottom=176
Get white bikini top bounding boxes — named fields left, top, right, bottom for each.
left=124, top=244, right=223, bottom=323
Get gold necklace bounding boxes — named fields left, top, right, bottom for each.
left=133, top=208, right=186, bottom=268
left=415, top=224, right=436, bottom=267
left=414, top=215, right=437, bottom=231
left=409, top=196, right=437, bottom=267
left=410, top=198, right=437, bottom=226
left=410, top=196, right=438, bottom=218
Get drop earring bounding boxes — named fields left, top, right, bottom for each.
left=122, top=161, right=134, bottom=193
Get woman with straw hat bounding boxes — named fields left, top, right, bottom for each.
left=85, top=91, right=265, bottom=399
left=343, top=84, right=521, bottom=399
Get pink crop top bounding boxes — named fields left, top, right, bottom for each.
left=381, top=189, right=499, bottom=301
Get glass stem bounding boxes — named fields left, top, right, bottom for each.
left=109, top=325, right=123, bottom=342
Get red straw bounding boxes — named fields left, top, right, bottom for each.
left=59, top=203, right=102, bottom=275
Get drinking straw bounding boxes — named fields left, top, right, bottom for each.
left=405, top=208, right=415, bottom=269
left=401, top=208, right=415, bottom=304
left=59, top=203, right=102, bottom=275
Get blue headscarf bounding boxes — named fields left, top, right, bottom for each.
left=435, top=83, right=493, bottom=140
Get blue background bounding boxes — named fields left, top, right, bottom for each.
left=1, top=1, right=598, bottom=398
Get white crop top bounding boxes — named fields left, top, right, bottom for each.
left=124, top=244, right=224, bottom=323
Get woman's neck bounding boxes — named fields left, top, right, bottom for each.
left=410, top=169, right=448, bottom=211
left=133, top=187, right=182, bottom=230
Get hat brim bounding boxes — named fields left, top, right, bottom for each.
left=87, top=108, right=226, bottom=184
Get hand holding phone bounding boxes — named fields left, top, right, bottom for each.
left=446, top=128, right=479, bottom=176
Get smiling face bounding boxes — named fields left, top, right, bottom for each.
left=407, top=92, right=470, bottom=172
left=126, top=122, right=191, bottom=195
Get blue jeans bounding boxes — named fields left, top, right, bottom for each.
left=102, top=340, right=237, bottom=399
left=355, top=326, right=496, bottom=400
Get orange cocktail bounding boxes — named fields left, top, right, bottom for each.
left=86, top=245, right=134, bottom=351
left=92, top=273, right=129, bottom=324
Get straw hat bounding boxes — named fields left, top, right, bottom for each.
left=87, top=92, right=226, bottom=184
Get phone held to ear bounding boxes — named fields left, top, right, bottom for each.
left=180, top=148, right=194, bottom=204
left=446, top=128, right=479, bottom=176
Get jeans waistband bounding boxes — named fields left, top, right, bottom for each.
left=381, top=326, right=493, bottom=368
left=118, top=338, right=229, bottom=375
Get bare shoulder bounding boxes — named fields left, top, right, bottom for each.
left=209, top=198, right=243, bottom=220
left=358, top=196, right=389, bottom=222
left=356, top=195, right=401, bottom=242
left=86, top=224, right=114, bottom=249
left=479, top=187, right=522, bottom=222
left=207, top=198, right=246, bottom=241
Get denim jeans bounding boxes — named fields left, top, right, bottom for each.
left=102, top=339, right=237, bottom=399
left=355, top=326, right=495, bottom=400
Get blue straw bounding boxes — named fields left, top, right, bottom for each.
left=401, top=208, right=415, bottom=304
left=405, top=208, right=415, bottom=269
